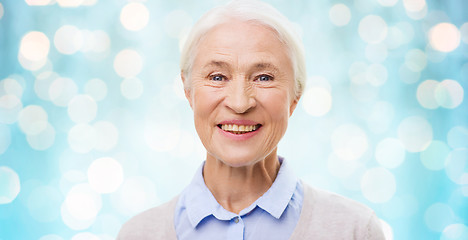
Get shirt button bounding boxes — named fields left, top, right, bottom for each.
left=234, top=217, right=239, bottom=223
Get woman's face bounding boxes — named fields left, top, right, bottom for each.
left=183, top=20, right=298, bottom=167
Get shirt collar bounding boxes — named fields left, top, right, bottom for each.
left=183, top=162, right=225, bottom=228
left=183, top=156, right=298, bottom=228
left=254, top=156, right=298, bottom=219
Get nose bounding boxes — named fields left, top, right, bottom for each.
left=225, top=78, right=256, bottom=114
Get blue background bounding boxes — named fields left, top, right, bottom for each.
left=0, top=0, right=467, bottom=239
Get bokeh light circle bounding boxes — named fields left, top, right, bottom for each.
left=90, top=30, right=111, bottom=53
left=57, top=0, right=83, bottom=8
left=386, top=23, right=414, bottom=49
left=0, top=94, right=23, bottom=124
left=403, top=0, right=426, bottom=12
left=399, top=65, right=420, bottom=84
left=49, top=77, right=78, bottom=107
left=113, top=49, right=143, bottom=78
left=0, top=124, right=11, bottom=154
left=59, top=170, right=87, bottom=195
left=84, top=78, right=107, bottom=101
left=417, top=79, right=440, bottom=109
left=350, top=81, right=379, bottom=102
left=71, top=232, right=100, bottom=240
left=35, top=71, right=59, bottom=101
left=120, top=3, right=150, bottom=31
left=18, top=53, right=47, bottom=71
left=405, top=49, right=427, bottom=72
left=91, top=214, right=122, bottom=239
left=26, top=123, right=56, bottom=151
left=19, top=31, right=50, bottom=62
left=25, top=0, right=52, bottom=6
left=447, top=126, right=468, bottom=149
left=361, top=167, right=396, bottom=203
left=0, top=166, right=21, bottom=204
left=461, top=23, right=468, bottom=44
left=424, top=202, right=456, bottom=232
left=93, top=121, right=119, bottom=152
left=434, top=79, right=464, bottom=109
left=39, top=234, right=64, bottom=240
left=0, top=3, right=3, bottom=19
left=1, top=77, right=24, bottom=98
left=80, top=30, right=95, bottom=53
left=441, top=224, right=468, bottom=240
left=64, top=183, right=102, bottom=221
left=80, top=29, right=110, bottom=54
left=349, top=62, right=368, bottom=84
left=445, top=148, right=468, bottom=185
left=429, top=23, right=461, bottom=52
left=82, top=0, right=97, bottom=7
left=331, top=124, right=368, bottom=161
left=302, top=87, right=332, bottom=117
left=375, top=138, right=406, bottom=169
left=329, top=4, right=351, bottom=27
left=54, top=25, right=84, bottom=54
left=61, top=201, right=95, bottom=230
left=397, top=116, right=432, bottom=152
left=420, top=140, right=450, bottom=171
left=68, top=123, right=97, bottom=153
left=378, top=0, right=398, bottom=7
left=366, top=63, right=388, bottom=86
left=113, top=176, right=159, bottom=216
left=327, top=153, right=359, bottom=178
left=121, top=77, right=144, bottom=99
left=88, top=157, right=124, bottom=194
left=365, top=43, right=388, bottom=63
left=358, top=15, right=388, bottom=44
left=68, top=95, right=98, bottom=123
left=18, top=105, right=48, bottom=135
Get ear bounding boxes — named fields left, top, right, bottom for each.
left=289, top=95, right=300, bottom=117
left=181, top=71, right=193, bottom=109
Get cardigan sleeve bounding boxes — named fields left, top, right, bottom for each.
left=366, top=212, right=386, bottom=240
left=289, top=182, right=387, bottom=240
left=117, top=196, right=179, bottom=240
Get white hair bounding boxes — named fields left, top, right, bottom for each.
left=180, top=0, right=306, bottom=97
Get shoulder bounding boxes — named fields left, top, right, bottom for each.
left=306, top=184, right=372, bottom=219
left=117, top=196, right=179, bottom=240
left=290, top=182, right=385, bottom=240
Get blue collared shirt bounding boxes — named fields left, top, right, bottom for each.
left=174, top=157, right=304, bottom=240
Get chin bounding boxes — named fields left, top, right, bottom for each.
left=210, top=152, right=264, bottom=168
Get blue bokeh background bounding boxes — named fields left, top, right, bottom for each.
left=0, top=0, right=467, bottom=239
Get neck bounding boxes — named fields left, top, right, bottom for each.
left=203, top=151, right=280, bottom=214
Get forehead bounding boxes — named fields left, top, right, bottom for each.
left=193, top=19, right=292, bottom=68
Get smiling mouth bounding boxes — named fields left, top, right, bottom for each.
left=217, top=124, right=262, bottom=134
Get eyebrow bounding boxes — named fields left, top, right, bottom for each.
left=252, top=62, right=279, bottom=72
left=202, top=61, right=230, bottom=69
left=202, top=60, right=280, bottom=72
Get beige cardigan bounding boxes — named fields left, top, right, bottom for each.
left=117, top=182, right=386, bottom=239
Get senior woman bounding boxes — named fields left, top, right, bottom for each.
left=118, top=0, right=385, bottom=239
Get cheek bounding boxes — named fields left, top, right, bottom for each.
left=258, top=91, right=292, bottom=120
left=191, top=87, right=221, bottom=118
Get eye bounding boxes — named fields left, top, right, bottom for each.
left=256, top=74, right=273, bottom=81
left=209, top=74, right=226, bottom=81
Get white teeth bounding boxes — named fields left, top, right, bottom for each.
left=220, top=124, right=259, bottom=133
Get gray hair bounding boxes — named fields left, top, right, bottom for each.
left=180, top=0, right=306, bottom=98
